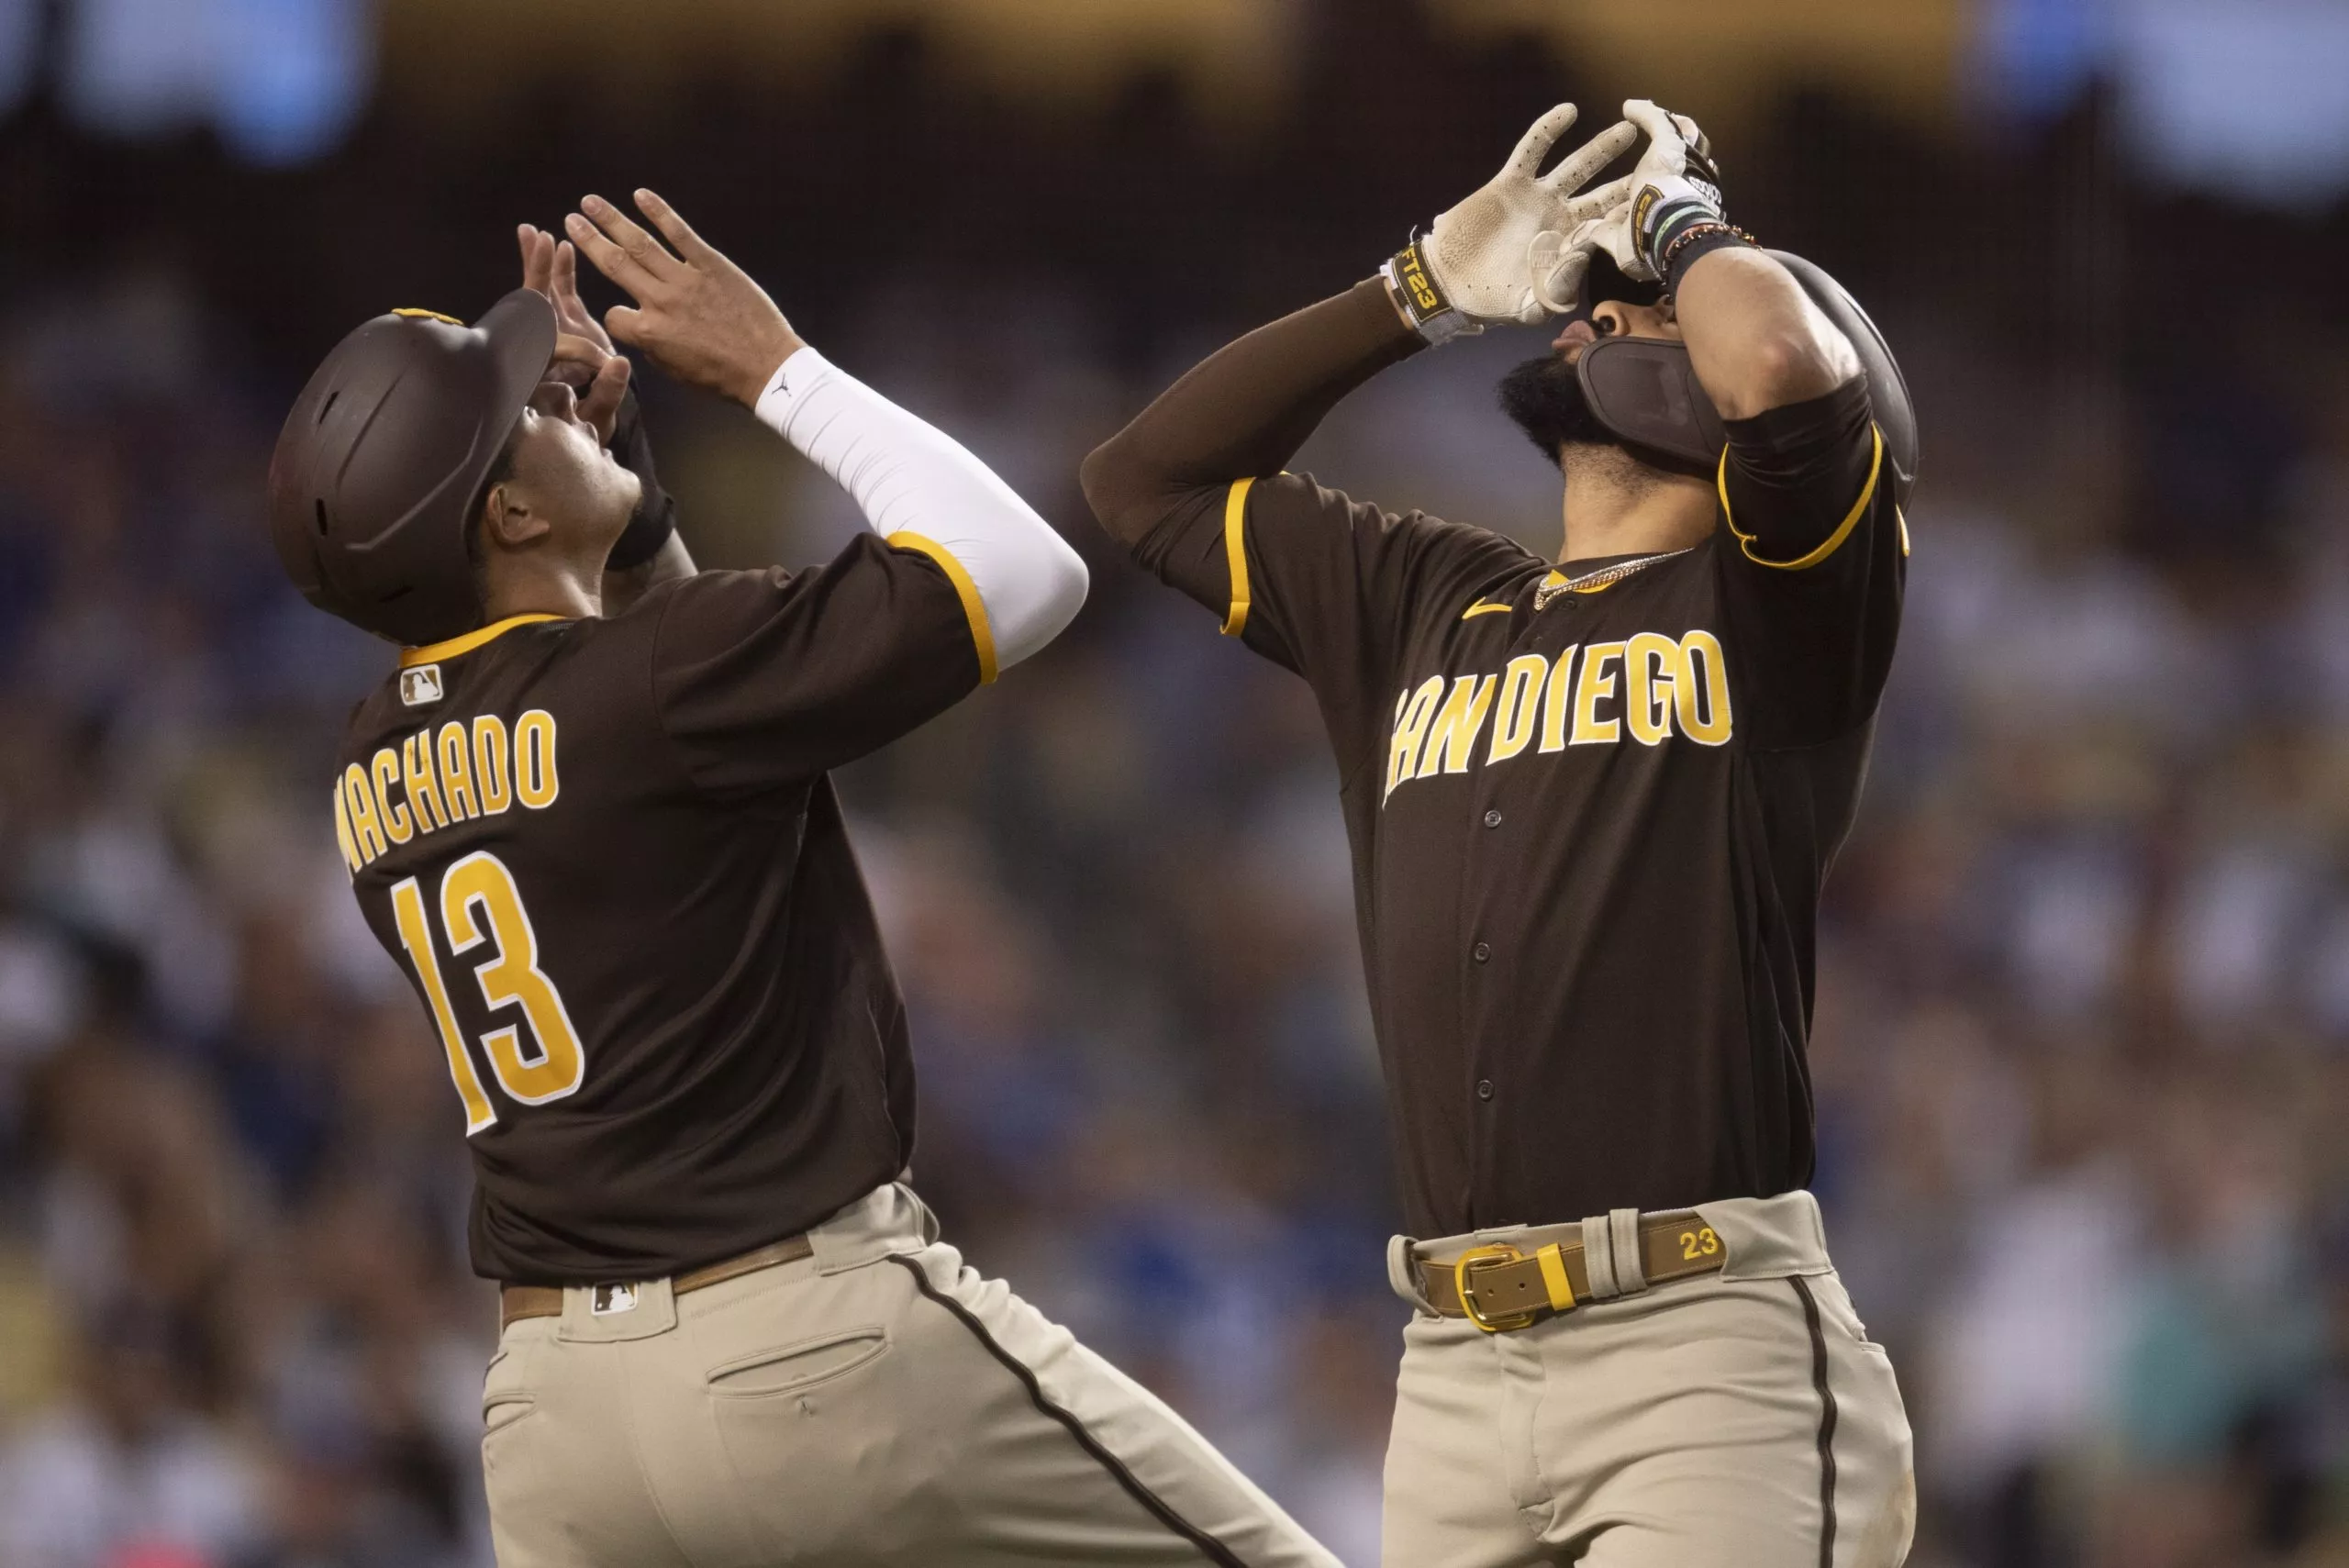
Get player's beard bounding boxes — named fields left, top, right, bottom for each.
left=1497, top=352, right=1616, bottom=464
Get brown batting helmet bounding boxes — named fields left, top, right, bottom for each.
left=268, top=289, right=557, bottom=645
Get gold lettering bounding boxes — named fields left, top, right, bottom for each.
left=437, top=721, right=479, bottom=820
left=392, top=874, right=498, bottom=1134
left=1624, top=632, right=1678, bottom=747
left=401, top=731, right=449, bottom=833
left=344, top=762, right=388, bottom=862
left=1570, top=642, right=1625, bottom=746
left=441, top=851, right=586, bottom=1105
left=515, top=709, right=559, bottom=809
left=1537, top=645, right=1579, bottom=752
left=1486, top=655, right=1552, bottom=765
left=331, top=777, right=362, bottom=874
left=473, top=715, right=512, bottom=814
left=1417, top=674, right=1497, bottom=778
left=1385, top=677, right=1446, bottom=800
left=1675, top=631, right=1734, bottom=746
left=371, top=748, right=413, bottom=843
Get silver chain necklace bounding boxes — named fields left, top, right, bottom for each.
left=1532, top=548, right=1693, bottom=612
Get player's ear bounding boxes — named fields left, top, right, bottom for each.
left=482, top=484, right=552, bottom=550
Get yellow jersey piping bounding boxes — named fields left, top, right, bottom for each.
left=1220, top=477, right=1254, bottom=638
left=401, top=613, right=564, bottom=669
left=1719, top=424, right=1883, bottom=571
left=1462, top=600, right=1512, bottom=619
left=891, top=532, right=998, bottom=684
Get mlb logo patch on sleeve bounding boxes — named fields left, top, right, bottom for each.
left=400, top=664, right=444, bottom=706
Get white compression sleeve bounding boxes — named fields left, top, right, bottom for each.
left=753, top=347, right=1087, bottom=678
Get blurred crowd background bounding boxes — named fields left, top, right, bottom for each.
left=1, top=0, right=2346, bottom=1564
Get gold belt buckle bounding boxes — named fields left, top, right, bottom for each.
left=1453, top=1243, right=1542, bottom=1333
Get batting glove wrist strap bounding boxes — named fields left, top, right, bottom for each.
left=1575, top=102, right=1740, bottom=286
left=1383, top=239, right=1480, bottom=345
left=1632, top=180, right=1756, bottom=295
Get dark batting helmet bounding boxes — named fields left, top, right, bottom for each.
left=1568, top=250, right=1918, bottom=506
left=268, top=289, right=558, bottom=646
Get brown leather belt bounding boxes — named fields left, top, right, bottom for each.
left=499, top=1234, right=816, bottom=1331
left=1417, top=1211, right=1726, bottom=1332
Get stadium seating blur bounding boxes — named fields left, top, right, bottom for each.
left=0, top=3, right=2345, bottom=1564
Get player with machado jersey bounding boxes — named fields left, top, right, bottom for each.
left=1085, top=102, right=1919, bottom=1567
left=269, top=200, right=1341, bottom=1567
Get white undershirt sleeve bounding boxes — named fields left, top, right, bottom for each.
left=753, top=347, right=1087, bottom=680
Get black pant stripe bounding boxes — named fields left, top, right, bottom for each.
left=1791, top=1275, right=1841, bottom=1568
left=887, top=1254, right=1253, bottom=1568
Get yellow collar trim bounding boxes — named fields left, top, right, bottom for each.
left=400, top=613, right=564, bottom=669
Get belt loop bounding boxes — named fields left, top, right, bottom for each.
left=1609, top=1208, right=1646, bottom=1294
left=1580, top=1214, right=1620, bottom=1300
left=1388, top=1235, right=1429, bottom=1309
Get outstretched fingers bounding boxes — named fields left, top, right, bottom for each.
left=1562, top=172, right=1636, bottom=225
left=548, top=239, right=617, bottom=350
left=1505, top=103, right=1580, bottom=178
left=586, top=194, right=683, bottom=275
left=1542, top=120, right=1639, bottom=193
left=1621, top=98, right=1686, bottom=155
left=632, top=189, right=717, bottom=265
left=552, top=239, right=583, bottom=312
left=566, top=195, right=681, bottom=298
left=566, top=213, right=645, bottom=296
left=518, top=224, right=556, bottom=295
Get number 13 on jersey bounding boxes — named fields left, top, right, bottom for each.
left=390, top=851, right=586, bottom=1133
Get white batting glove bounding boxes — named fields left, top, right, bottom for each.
left=1575, top=100, right=1728, bottom=284
left=1383, top=105, right=1638, bottom=340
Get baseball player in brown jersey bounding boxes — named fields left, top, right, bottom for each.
left=1084, top=103, right=1919, bottom=1567
left=267, top=197, right=1341, bottom=1567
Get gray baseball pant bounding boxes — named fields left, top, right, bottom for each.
left=1381, top=1191, right=1915, bottom=1568
left=480, top=1182, right=1341, bottom=1567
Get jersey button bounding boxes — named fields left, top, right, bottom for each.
left=1476, top=1078, right=1495, bottom=1101
left=1473, top=941, right=1492, bottom=963
left=1484, top=809, right=1502, bottom=828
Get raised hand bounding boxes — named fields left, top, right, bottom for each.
left=1409, top=104, right=1638, bottom=332
left=564, top=191, right=804, bottom=408
left=1571, top=101, right=1731, bottom=285
left=518, top=223, right=630, bottom=443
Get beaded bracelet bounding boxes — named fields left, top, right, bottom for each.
left=1656, top=219, right=1759, bottom=294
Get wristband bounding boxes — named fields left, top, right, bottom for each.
left=1631, top=180, right=1755, bottom=294
left=607, top=492, right=675, bottom=572
left=604, top=390, right=678, bottom=571
left=1655, top=220, right=1756, bottom=295
left=1381, top=239, right=1479, bottom=345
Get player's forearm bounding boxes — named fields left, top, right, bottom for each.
left=1081, top=279, right=1420, bottom=548
left=1673, top=248, right=1861, bottom=421
left=755, top=347, right=1086, bottom=672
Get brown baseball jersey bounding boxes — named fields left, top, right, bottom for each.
left=1092, top=282, right=1904, bottom=1240
left=331, top=532, right=988, bottom=1283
